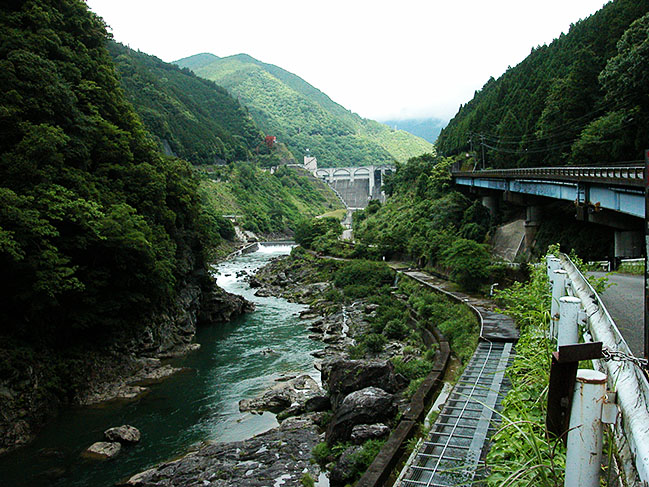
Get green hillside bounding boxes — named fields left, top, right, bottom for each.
left=108, top=43, right=263, bottom=165
left=175, top=53, right=434, bottom=167
left=437, top=0, right=649, bottom=168
left=199, top=163, right=343, bottom=236
left=0, top=1, right=215, bottom=342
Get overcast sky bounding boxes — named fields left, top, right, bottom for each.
left=86, top=0, right=608, bottom=122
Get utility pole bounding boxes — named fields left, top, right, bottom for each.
left=480, top=135, right=485, bottom=170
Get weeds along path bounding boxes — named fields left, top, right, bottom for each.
left=395, top=270, right=518, bottom=487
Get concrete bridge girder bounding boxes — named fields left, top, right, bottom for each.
left=455, top=174, right=645, bottom=259
left=455, top=176, right=645, bottom=219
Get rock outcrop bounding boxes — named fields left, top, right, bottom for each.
left=104, top=425, right=141, bottom=444
left=327, top=387, right=396, bottom=444
left=125, top=417, right=322, bottom=487
left=82, top=441, right=121, bottom=460
left=323, top=359, right=399, bottom=407
left=238, top=375, right=322, bottom=416
left=350, top=423, right=390, bottom=444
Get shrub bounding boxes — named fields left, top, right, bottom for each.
left=333, top=260, right=394, bottom=290
left=440, top=238, right=490, bottom=291
left=312, top=442, right=331, bottom=467
left=362, top=333, right=387, bottom=353
left=384, top=319, right=409, bottom=339
left=300, top=473, right=315, bottom=487
left=391, top=356, right=433, bottom=381
left=295, top=217, right=343, bottom=249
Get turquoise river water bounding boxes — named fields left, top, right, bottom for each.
left=0, top=244, right=322, bottom=487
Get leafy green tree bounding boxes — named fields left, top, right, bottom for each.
left=295, top=217, right=343, bottom=249
left=440, top=239, right=491, bottom=291
left=0, top=0, right=208, bottom=342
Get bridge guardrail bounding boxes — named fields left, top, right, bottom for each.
left=560, top=253, right=649, bottom=485
left=452, top=165, right=645, bottom=187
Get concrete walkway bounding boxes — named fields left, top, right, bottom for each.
left=396, top=270, right=518, bottom=486
left=404, top=270, right=519, bottom=342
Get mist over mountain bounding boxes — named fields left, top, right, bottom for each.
left=380, top=118, right=447, bottom=144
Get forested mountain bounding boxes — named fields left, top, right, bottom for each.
left=105, top=45, right=342, bottom=236
left=0, top=0, right=214, bottom=341
left=200, top=163, right=343, bottom=237
left=174, top=53, right=434, bottom=167
left=437, top=0, right=649, bottom=168
left=381, top=117, right=447, bottom=144
left=108, top=43, right=263, bottom=165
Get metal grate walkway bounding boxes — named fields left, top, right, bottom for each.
left=398, top=341, right=514, bottom=487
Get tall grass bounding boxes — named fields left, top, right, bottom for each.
left=487, top=261, right=565, bottom=487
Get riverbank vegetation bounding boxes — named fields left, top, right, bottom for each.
left=0, top=0, right=236, bottom=452
left=353, top=154, right=494, bottom=293
left=486, top=261, right=562, bottom=486
left=251, top=247, right=480, bottom=484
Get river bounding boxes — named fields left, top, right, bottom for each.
left=0, top=243, right=321, bottom=487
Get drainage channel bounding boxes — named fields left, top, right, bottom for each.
left=397, top=340, right=514, bottom=487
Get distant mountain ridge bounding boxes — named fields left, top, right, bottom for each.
left=174, top=53, right=434, bottom=167
left=380, top=118, right=447, bottom=144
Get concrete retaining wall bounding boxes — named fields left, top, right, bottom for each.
left=356, top=272, right=451, bottom=487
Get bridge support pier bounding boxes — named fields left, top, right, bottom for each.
left=611, top=230, right=643, bottom=269
left=481, top=195, right=498, bottom=216
left=524, top=205, right=542, bottom=251
left=614, top=230, right=643, bottom=259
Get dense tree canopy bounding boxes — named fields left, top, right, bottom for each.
left=354, top=154, right=492, bottom=289
left=108, top=42, right=264, bottom=165
left=437, top=0, right=649, bottom=168
left=0, top=0, right=207, bottom=343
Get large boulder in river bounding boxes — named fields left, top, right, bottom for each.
left=322, top=359, right=398, bottom=407
left=199, top=286, right=254, bottom=324
left=239, top=375, right=322, bottom=414
left=82, top=441, right=121, bottom=460
left=327, top=387, right=396, bottom=444
left=104, top=425, right=141, bottom=444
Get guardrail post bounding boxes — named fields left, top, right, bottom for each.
left=551, top=269, right=568, bottom=338
left=558, top=297, right=581, bottom=348
left=564, top=369, right=607, bottom=487
left=547, top=257, right=561, bottom=280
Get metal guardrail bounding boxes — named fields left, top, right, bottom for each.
left=452, top=165, right=645, bottom=187
left=560, top=254, right=649, bottom=485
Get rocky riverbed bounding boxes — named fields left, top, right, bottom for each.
left=125, top=250, right=435, bottom=486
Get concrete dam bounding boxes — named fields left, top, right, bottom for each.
left=313, top=165, right=394, bottom=209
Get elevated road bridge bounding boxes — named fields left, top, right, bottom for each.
left=452, top=164, right=645, bottom=262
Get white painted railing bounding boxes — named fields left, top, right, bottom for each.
left=559, top=253, right=649, bottom=485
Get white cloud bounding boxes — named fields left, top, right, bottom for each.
left=86, top=0, right=608, bottom=121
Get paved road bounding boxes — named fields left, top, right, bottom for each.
left=589, top=271, right=644, bottom=357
